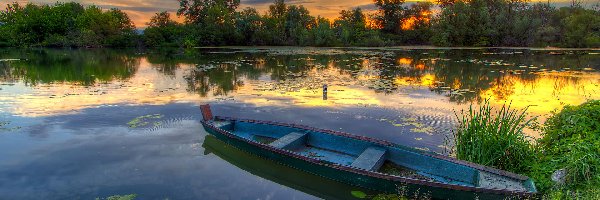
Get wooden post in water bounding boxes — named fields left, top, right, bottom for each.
left=322, top=84, right=328, bottom=100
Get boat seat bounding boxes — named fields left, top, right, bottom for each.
left=350, top=147, right=387, bottom=171
left=269, top=132, right=307, bottom=149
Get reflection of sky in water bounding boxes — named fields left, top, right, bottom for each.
left=1, top=48, right=599, bottom=121
left=0, top=48, right=599, bottom=199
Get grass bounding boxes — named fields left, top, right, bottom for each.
left=450, top=99, right=537, bottom=173
left=531, top=100, right=600, bottom=199
left=448, top=99, right=600, bottom=199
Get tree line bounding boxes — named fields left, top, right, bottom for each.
left=1, top=0, right=599, bottom=48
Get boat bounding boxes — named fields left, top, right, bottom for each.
left=202, top=134, right=370, bottom=200
left=199, top=104, right=537, bottom=199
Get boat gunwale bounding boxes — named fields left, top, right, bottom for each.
left=204, top=116, right=536, bottom=196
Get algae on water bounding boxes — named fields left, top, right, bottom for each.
left=127, top=114, right=164, bottom=128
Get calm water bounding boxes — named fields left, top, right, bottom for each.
left=0, top=47, right=599, bottom=199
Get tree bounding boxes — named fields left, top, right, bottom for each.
left=235, top=8, right=264, bottom=45
left=310, top=17, right=337, bottom=46
left=0, top=2, right=136, bottom=47
left=334, top=8, right=367, bottom=45
left=144, top=12, right=184, bottom=47
left=176, top=0, right=241, bottom=45
left=373, top=0, right=407, bottom=34
left=177, top=0, right=240, bottom=24
left=560, top=7, right=600, bottom=47
left=284, top=5, right=314, bottom=45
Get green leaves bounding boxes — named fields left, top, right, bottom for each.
left=0, top=2, right=136, bottom=47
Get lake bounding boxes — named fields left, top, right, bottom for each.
left=0, top=47, right=599, bottom=199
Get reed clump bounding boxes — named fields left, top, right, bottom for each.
left=451, top=99, right=536, bottom=173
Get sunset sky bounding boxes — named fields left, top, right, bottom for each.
left=1, top=0, right=598, bottom=28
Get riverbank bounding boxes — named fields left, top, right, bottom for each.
left=194, top=46, right=600, bottom=51
left=451, top=100, right=600, bottom=199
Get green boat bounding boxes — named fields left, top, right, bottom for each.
left=203, top=134, right=372, bottom=199
left=199, top=104, right=537, bottom=199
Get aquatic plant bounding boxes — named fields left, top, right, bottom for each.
left=0, top=121, right=21, bottom=132
left=95, top=194, right=137, bottom=200
left=127, top=114, right=163, bottom=128
left=451, top=99, right=536, bottom=173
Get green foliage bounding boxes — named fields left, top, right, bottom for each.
left=560, top=7, right=600, bottom=48
left=1, top=0, right=599, bottom=48
left=452, top=100, right=600, bottom=197
left=0, top=2, right=137, bottom=47
left=310, top=17, right=337, bottom=46
left=451, top=100, right=536, bottom=173
left=143, top=12, right=185, bottom=47
left=543, top=186, right=600, bottom=200
left=334, top=8, right=370, bottom=46
left=430, top=0, right=600, bottom=47
left=530, top=100, right=600, bottom=192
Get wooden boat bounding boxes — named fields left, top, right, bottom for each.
left=199, top=105, right=537, bottom=199
left=203, top=134, right=368, bottom=200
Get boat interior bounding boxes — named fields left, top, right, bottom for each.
left=210, top=119, right=534, bottom=192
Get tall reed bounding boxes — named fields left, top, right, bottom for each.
left=451, top=99, right=536, bottom=173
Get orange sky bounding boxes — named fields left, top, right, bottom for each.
left=1, top=0, right=596, bottom=28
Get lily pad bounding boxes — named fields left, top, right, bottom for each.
left=351, top=190, right=367, bottom=199
left=127, top=114, right=164, bottom=128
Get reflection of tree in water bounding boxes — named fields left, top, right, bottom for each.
left=488, top=75, right=517, bottom=100
left=145, top=48, right=186, bottom=78
left=144, top=48, right=599, bottom=101
left=150, top=50, right=360, bottom=97
left=185, top=64, right=244, bottom=97
left=0, top=49, right=139, bottom=86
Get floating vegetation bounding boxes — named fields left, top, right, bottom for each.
left=0, top=121, right=21, bottom=132
left=127, top=114, right=164, bottom=128
left=95, top=194, right=137, bottom=200
left=382, top=117, right=436, bottom=135
left=196, top=64, right=217, bottom=72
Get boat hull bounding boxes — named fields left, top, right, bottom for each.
left=202, top=121, right=530, bottom=200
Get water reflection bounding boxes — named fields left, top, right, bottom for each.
left=1, top=47, right=599, bottom=199
left=1, top=48, right=599, bottom=121
left=0, top=49, right=138, bottom=85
